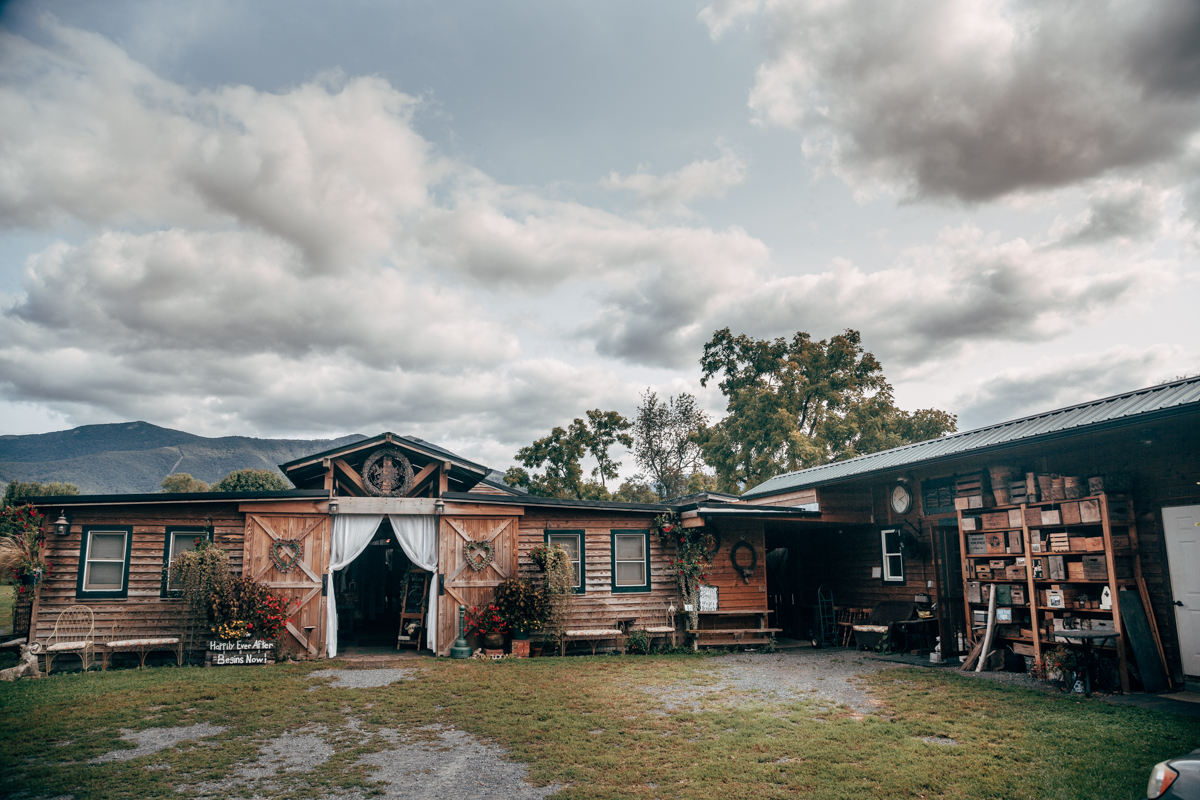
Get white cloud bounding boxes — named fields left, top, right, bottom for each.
left=601, top=148, right=747, bottom=218
left=951, top=344, right=1195, bottom=428
left=698, top=0, right=764, bottom=39
left=733, top=0, right=1200, bottom=201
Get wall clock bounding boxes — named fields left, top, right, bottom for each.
left=890, top=483, right=913, bottom=515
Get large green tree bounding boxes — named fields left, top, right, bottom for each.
left=631, top=390, right=711, bottom=500
left=211, top=469, right=291, bottom=493
left=696, top=327, right=956, bottom=492
left=504, top=410, right=633, bottom=499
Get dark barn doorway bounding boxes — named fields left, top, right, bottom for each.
left=333, top=521, right=429, bottom=650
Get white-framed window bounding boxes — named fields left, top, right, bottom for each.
left=545, top=531, right=585, bottom=593
left=77, top=526, right=132, bottom=598
left=611, top=531, right=650, bottom=593
left=880, top=528, right=905, bottom=584
left=161, top=528, right=207, bottom=596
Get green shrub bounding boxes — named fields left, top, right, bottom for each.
left=627, top=629, right=651, bottom=655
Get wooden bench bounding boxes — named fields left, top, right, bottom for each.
left=43, top=605, right=96, bottom=673
left=104, top=606, right=187, bottom=669
left=561, top=622, right=626, bottom=656
left=688, top=610, right=780, bottom=649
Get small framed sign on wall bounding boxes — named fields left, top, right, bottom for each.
left=699, top=585, right=719, bottom=612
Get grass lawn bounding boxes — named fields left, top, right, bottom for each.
left=1, top=654, right=1196, bottom=799
left=0, top=583, right=15, bottom=635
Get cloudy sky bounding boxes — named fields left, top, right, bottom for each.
left=1, top=0, right=1198, bottom=473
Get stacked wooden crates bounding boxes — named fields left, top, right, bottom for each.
left=957, top=488, right=1160, bottom=693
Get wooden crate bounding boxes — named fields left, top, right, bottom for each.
left=989, top=559, right=1008, bottom=569
left=1067, top=561, right=1086, bottom=580
left=966, top=533, right=987, bottom=555
left=961, top=516, right=979, bottom=531
left=1007, top=531, right=1024, bottom=553
left=1007, top=509, right=1024, bottom=528
left=1061, top=502, right=1081, bottom=525
left=966, top=581, right=982, bottom=604
left=1005, top=565, right=1027, bottom=580
left=982, top=511, right=1010, bottom=530
left=1068, top=536, right=1087, bottom=551
left=975, top=567, right=993, bottom=580
left=1025, top=508, right=1043, bottom=528
left=1079, top=499, right=1101, bottom=523
left=1012, top=642, right=1036, bottom=656
left=1108, top=496, right=1132, bottom=520
left=1011, top=586, right=1026, bottom=605
left=1041, top=509, right=1062, bottom=525
left=986, top=532, right=1007, bottom=554
left=1048, top=555, right=1066, bottom=580
left=1084, top=536, right=1104, bottom=551
left=1111, top=535, right=1131, bottom=550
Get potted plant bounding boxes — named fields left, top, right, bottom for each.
left=492, top=577, right=549, bottom=640
left=465, top=603, right=509, bottom=650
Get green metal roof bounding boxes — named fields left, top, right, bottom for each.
left=742, top=376, right=1200, bottom=498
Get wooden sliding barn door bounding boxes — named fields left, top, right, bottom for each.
left=243, top=514, right=331, bottom=658
left=438, top=516, right=518, bottom=655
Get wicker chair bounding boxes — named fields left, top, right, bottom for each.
left=636, top=599, right=678, bottom=649
left=44, top=605, right=96, bottom=673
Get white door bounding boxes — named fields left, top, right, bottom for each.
left=1163, top=505, right=1200, bottom=677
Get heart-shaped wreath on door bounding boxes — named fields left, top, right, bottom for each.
left=463, top=541, right=495, bottom=572
left=270, top=539, right=304, bottom=573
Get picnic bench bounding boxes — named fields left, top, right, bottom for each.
left=104, top=606, right=187, bottom=669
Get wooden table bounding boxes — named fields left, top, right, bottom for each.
left=1054, top=629, right=1118, bottom=696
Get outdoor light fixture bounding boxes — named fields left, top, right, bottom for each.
left=53, top=511, right=70, bottom=536
left=328, top=498, right=339, bottom=516
left=434, top=497, right=445, bottom=515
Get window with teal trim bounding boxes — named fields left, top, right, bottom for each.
left=545, top=530, right=585, bottom=593
left=77, top=526, right=133, bottom=599
left=611, top=530, right=650, bottom=593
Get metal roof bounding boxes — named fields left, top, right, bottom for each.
left=742, top=376, right=1200, bottom=498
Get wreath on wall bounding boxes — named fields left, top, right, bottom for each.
left=270, top=539, right=304, bottom=573
left=730, top=540, right=758, bottom=584
left=464, top=541, right=495, bottom=572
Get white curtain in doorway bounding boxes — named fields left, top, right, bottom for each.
left=326, top=514, right=384, bottom=658
left=388, top=514, right=439, bottom=655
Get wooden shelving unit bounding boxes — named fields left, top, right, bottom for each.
left=955, top=492, right=1157, bottom=692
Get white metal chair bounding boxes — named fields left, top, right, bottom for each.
left=44, top=605, right=96, bottom=673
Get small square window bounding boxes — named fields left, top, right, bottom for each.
left=611, top=531, right=650, bottom=593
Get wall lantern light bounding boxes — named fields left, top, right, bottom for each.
left=53, top=511, right=70, bottom=536
left=328, top=498, right=339, bottom=516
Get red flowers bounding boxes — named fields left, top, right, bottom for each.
left=464, top=603, right=509, bottom=636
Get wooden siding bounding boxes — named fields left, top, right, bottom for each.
left=779, top=418, right=1200, bottom=680
left=30, top=502, right=246, bottom=662
left=703, top=520, right=769, bottom=612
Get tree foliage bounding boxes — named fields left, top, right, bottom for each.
left=161, top=473, right=210, bottom=493
left=504, top=410, right=633, bottom=499
left=211, top=468, right=291, bottom=493
left=2, top=481, right=79, bottom=507
left=631, top=390, right=711, bottom=500
left=696, top=327, right=957, bottom=492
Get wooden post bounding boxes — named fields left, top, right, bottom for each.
left=1099, top=493, right=1130, bottom=693
left=1022, top=504, right=1042, bottom=666
left=957, top=509, right=973, bottom=646
left=976, top=588, right=997, bottom=673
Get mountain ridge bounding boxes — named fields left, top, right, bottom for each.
left=0, top=421, right=368, bottom=494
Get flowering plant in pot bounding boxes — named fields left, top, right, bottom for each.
left=492, top=577, right=549, bottom=639
left=465, top=603, right=509, bottom=649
